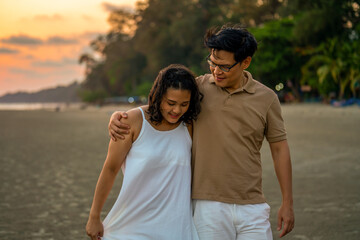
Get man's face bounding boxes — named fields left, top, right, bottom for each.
left=209, top=50, right=250, bottom=92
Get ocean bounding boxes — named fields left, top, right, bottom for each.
left=0, top=103, right=82, bottom=110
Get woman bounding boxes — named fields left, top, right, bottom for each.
left=86, top=64, right=202, bottom=240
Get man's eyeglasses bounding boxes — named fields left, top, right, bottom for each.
left=206, top=54, right=239, bottom=72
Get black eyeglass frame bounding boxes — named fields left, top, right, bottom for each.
left=206, top=54, right=239, bottom=72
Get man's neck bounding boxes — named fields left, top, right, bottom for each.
left=226, top=72, right=248, bottom=93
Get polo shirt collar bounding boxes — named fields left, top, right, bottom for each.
left=209, top=70, right=256, bottom=94
left=242, top=71, right=256, bottom=94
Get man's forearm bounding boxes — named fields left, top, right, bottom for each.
left=270, top=140, right=293, bottom=203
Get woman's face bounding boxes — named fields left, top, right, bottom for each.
left=160, top=87, right=191, bottom=124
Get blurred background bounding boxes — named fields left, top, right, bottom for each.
left=0, top=0, right=359, bottom=106
left=0, top=1, right=360, bottom=240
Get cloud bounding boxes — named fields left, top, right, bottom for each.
left=101, top=2, right=134, bottom=13
left=0, top=47, right=19, bottom=54
left=82, top=15, right=94, bottom=21
left=19, top=14, right=64, bottom=23
left=33, top=14, right=64, bottom=21
left=1, top=35, right=43, bottom=45
left=25, top=55, right=35, bottom=59
left=32, top=57, right=78, bottom=68
left=46, top=36, right=78, bottom=45
left=9, top=66, right=79, bottom=78
left=1, top=35, right=78, bottom=46
left=9, top=67, right=45, bottom=77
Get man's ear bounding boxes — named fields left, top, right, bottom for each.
left=242, top=56, right=252, bottom=70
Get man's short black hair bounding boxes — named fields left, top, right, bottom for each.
left=204, top=24, right=258, bottom=63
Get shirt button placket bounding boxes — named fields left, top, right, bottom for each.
left=225, top=94, right=231, bottom=105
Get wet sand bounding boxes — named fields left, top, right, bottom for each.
left=0, top=104, right=359, bottom=239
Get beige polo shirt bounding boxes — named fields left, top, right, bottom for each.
left=191, top=71, right=287, bottom=204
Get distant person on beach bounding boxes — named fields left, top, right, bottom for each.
left=86, top=64, right=201, bottom=240
left=108, top=24, right=294, bottom=239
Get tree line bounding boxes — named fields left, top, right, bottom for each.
left=79, top=0, right=360, bottom=103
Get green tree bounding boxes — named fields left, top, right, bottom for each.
left=249, top=18, right=303, bottom=99
left=279, top=0, right=360, bottom=46
left=301, top=37, right=360, bottom=99
left=228, top=0, right=283, bottom=27
left=78, top=52, right=110, bottom=103
left=341, top=38, right=360, bottom=98
left=102, top=33, right=147, bottom=95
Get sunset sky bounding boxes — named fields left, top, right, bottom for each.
left=0, top=0, right=138, bottom=96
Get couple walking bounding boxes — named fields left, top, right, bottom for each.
left=86, top=24, right=294, bottom=240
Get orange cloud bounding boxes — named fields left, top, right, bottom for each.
left=33, top=14, right=64, bottom=21
left=0, top=47, right=19, bottom=54
left=1, top=35, right=43, bottom=45
left=0, top=34, right=79, bottom=46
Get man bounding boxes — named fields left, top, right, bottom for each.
left=108, top=25, right=294, bottom=239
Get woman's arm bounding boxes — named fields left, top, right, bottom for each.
left=86, top=108, right=141, bottom=239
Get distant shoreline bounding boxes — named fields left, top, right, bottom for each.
left=0, top=102, right=81, bottom=111
left=0, top=102, right=139, bottom=112
left=1, top=102, right=359, bottom=113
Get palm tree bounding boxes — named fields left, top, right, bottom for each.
left=302, top=37, right=359, bottom=100
left=342, top=41, right=360, bottom=98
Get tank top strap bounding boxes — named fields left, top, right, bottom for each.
left=122, top=107, right=145, bottom=173
left=137, top=107, right=189, bottom=143
left=138, top=107, right=145, bottom=120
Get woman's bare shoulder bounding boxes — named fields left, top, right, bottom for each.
left=121, top=107, right=142, bottom=126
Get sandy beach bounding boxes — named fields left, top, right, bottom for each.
left=0, top=103, right=359, bottom=240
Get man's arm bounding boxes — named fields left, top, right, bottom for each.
left=269, top=139, right=294, bottom=238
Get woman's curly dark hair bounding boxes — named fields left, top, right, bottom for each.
left=147, top=64, right=202, bottom=125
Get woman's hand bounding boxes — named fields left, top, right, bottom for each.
left=86, top=217, right=104, bottom=240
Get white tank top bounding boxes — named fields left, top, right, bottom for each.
left=102, top=107, right=198, bottom=240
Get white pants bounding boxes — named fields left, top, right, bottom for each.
left=193, top=200, right=272, bottom=240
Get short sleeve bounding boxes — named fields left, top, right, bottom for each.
left=265, top=96, right=287, bottom=143
left=195, top=74, right=213, bottom=92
